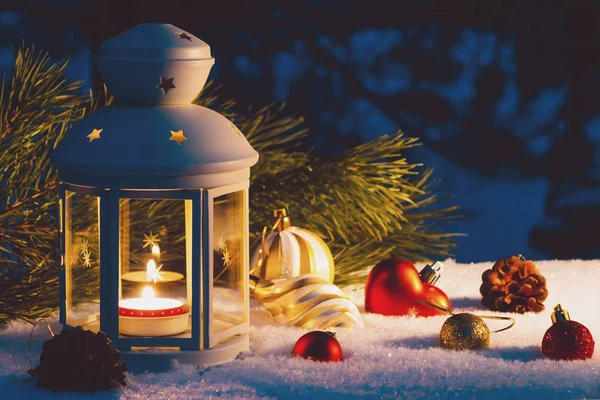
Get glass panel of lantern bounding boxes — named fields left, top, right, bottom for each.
left=211, top=190, right=247, bottom=341
left=118, top=197, right=193, bottom=338
left=64, top=190, right=101, bottom=330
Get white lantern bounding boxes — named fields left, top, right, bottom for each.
left=51, top=23, right=259, bottom=371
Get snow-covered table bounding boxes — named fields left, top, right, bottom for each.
left=1, top=259, right=599, bottom=399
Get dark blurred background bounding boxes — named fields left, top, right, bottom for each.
left=2, top=0, right=600, bottom=263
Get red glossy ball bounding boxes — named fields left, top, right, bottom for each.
left=542, top=320, right=595, bottom=360
left=293, top=331, right=343, bottom=362
left=365, top=258, right=451, bottom=317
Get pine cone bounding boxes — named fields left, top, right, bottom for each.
left=30, top=326, right=127, bottom=392
left=480, top=255, right=548, bottom=313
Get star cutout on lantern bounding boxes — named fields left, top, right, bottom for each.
left=217, top=234, right=227, bottom=251
left=176, top=31, right=192, bottom=41
left=87, top=128, right=103, bottom=143
left=229, top=123, right=243, bottom=137
left=170, top=130, right=188, bottom=145
left=156, top=77, right=175, bottom=94
left=82, top=250, right=92, bottom=268
left=80, top=238, right=90, bottom=256
left=221, top=247, right=231, bottom=267
left=143, top=231, right=161, bottom=249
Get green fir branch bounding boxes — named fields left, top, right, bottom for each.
left=0, top=45, right=110, bottom=324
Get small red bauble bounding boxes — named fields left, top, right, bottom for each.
left=293, top=331, right=343, bottom=362
left=365, top=258, right=451, bottom=317
left=542, top=304, right=595, bottom=360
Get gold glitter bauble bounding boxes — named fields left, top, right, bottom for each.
left=440, top=313, right=490, bottom=350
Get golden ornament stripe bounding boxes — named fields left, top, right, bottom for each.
left=250, top=274, right=363, bottom=329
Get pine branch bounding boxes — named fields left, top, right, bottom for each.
left=0, top=45, right=111, bottom=324
left=250, top=134, right=423, bottom=241
left=193, top=81, right=236, bottom=117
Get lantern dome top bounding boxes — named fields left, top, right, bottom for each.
left=100, top=23, right=212, bottom=61
left=93, top=23, right=215, bottom=105
left=51, top=24, right=259, bottom=189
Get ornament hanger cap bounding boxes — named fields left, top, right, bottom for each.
left=274, top=208, right=291, bottom=231
left=551, top=304, right=570, bottom=323
left=419, top=261, right=443, bottom=285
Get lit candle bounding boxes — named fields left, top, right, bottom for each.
left=119, top=286, right=185, bottom=317
left=120, top=246, right=184, bottom=283
left=119, top=242, right=189, bottom=336
left=118, top=286, right=190, bottom=337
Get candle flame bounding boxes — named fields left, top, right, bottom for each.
left=146, top=259, right=164, bottom=284
left=146, top=259, right=157, bottom=274
left=151, top=243, right=160, bottom=259
left=141, top=286, right=155, bottom=299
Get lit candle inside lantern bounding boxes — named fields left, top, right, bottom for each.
left=119, top=286, right=185, bottom=317
left=119, top=286, right=189, bottom=337
left=120, top=242, right=184, bottom=283
left=119, top=231, right=188, bottom=336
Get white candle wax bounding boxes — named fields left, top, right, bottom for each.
left=119, top=297, right=183, bottom=311
left=119, top=286, right=183, bottom=312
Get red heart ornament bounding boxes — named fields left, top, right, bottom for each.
left=419, top=283, right=451, bottom=317
left=365, top=258, right=451, bottom=317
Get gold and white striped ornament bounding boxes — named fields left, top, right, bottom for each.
left=250, top=209, right=335, bottom=283
left=249, top=274, right=363, bottom=330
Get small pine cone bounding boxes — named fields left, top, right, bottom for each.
left=480, top=255, right=548, bottom=313
left=31, top=326, right=127, bottom=392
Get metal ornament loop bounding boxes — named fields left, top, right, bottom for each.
left=477, top=315, right=516, bottom=333
left=418, top=298, right=515, bottom=334
left=28, top=318, right=55, bottom=372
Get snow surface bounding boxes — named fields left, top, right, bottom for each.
left=1, top=259, right=600, bottom=399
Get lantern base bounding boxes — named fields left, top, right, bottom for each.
left=120, top=333, right=249, bottom=373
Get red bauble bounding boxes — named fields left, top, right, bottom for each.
left=293, top=331, right=343, bottom=362
left=542, top=320, right=595, bottom=360
left=364, top=258, right=451, bottom=317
